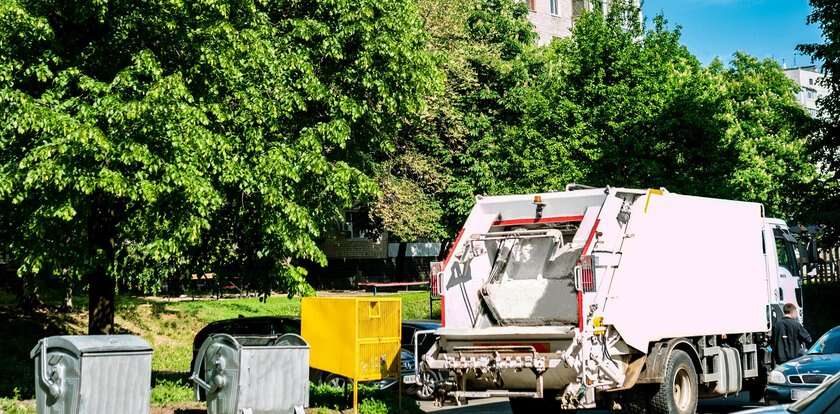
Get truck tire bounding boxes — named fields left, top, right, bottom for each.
left=746, top=355, right=769, bottom=403
left=649, top=349, right=698, bottom=414
left=745, top=377, right=767, bottom=404
left=508, top=397, right=542, bottom=413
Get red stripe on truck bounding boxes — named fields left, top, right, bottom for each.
left=578, top=218, right=601, bottom=331
left=440, top=227, right=465, bottom=327
left=491, top=215, right=584, bottom=227
left=581, top=218, right=601, bottom=255
left=441, top=296, right=445, bottom=327
left=578, top=291, right=584, bottom=332
left=443, top=228, right=465, bottom=268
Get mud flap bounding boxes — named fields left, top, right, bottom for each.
left=606, top=356, right=647, bottom=392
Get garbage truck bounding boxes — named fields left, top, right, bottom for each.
left=414, top=186, right=806, bottom=413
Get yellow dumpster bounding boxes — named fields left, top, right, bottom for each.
left=301, top=296, right=402, bottom=411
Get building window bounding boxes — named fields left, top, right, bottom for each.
left=343, top=211, right=373, bottom=240
left=528, top=0, right=536, bottom=11
left=807, top=90, right=816, bottom=99
left=550, top=0, right=559, bottom=16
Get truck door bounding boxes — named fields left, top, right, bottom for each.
left=772, top=227, right=804, bottom=321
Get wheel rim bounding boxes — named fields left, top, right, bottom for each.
left=327, top=375, right=346, bottom=389
left=673, top=367, right=692, bottom=412
left=416, top=372, right=439, bottom=399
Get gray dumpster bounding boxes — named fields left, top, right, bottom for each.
left=30, top=335, right=153, bottom=414
left=190, top=333, right=309, bottom=414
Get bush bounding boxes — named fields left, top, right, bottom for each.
left=0, top=389, right=35, bottom=414
left=309, top=382, right=422, bottom=414
left=150, top=379, right=194, bottom=405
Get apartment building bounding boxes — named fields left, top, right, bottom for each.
left=784, top=65, right=828, bottom=118
left=524, top=0, right=638, bottom=45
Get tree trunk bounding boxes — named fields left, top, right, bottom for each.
left=437, top=240, right=450, bottom=260
left=19, top=274, right=42, bottom=311
left=60, top=277, right=73, bottom=312
left=87, top=195, right=118, bottom=335
left=88, top=268, right=115, bottom=334
left=396, top=242, right=408, bottom=281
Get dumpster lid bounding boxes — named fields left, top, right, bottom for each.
left=31, top=335, right=152, bottom=358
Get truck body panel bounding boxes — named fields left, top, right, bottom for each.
left=600, top=192, right=769, bottom=351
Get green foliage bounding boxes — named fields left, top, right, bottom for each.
left=358, top=398, right=391, bottom=414
left=710, top=53, right=817, bottom=217
left=150, top=379, right=194, bottom=405
left=0, top=0, right=437, bottom=295
left=0, top=0, right=821, bottom=298
left=372, top=152, right=448, bottom=241
left=310, top=383, right=422, bottom=414
left=529, top=3, right=816, bottom=218
left=0, top=388, right=34, bottom=414
left=799, top=0, right=840, bottom=241
left=383, top=0, right=538, bottom=238
left=423, top=0, right=816, bottom=229
left=309, top=383, right=347, bottom=411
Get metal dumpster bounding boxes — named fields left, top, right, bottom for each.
left=190, top=333, right=309, bottom=414
left=30, top=335, right=153, bottom=414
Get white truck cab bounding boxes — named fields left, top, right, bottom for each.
left=763, top=218, right=804, bottom=322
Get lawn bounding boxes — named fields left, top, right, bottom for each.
left=0, top=290, right=440, bottom=413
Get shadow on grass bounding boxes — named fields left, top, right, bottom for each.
left=0, top=297, right=188, bottom=400
left=0, top=306, right=83, bottom=399
left=153, top=370, right=191, bottom=383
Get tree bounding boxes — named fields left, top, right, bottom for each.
left=0, top=0, right=435, bottom=332
left=376, top=0, right=539, bottom=245
left=710, top=53, right=818, bottom=217
left=373, top=0, right=816, bottom=252
left=799, top=0, right=840, bottom=242
left=511, top=2, right=816, bottom=219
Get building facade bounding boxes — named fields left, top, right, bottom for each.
left=784, top=66, right=828, bottom=118
left=314, top=210, right=441, bottom=287
left=524, top=0, right=638, bottom=46
left=524, top=0, right=578, bottom=45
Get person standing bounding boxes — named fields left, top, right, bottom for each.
left=772, top=303, right=813, bottom=364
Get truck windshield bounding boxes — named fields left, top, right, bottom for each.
left=808, top=329, right=840, bottom=355
left=775, top=237, right=798, bottom=276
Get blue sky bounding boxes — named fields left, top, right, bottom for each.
left=641, top=0, right=824, bottom=67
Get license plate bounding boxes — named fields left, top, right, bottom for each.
left=402, top=374, right=417, bottom=384
left=791, top=388, right=813, bottom=401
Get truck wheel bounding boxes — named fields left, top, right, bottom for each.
left=745, top=377, right=767, bottom=404
left=649, top=350, right=698, bottom=414
left=412, top=371, right=441, bottom=400
left=746, top=360, right=769, bottom=403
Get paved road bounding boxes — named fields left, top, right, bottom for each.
left=419, top=395, right=763, bottom=413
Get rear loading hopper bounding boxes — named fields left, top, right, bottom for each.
left=441, top=189, right=610, bottom=331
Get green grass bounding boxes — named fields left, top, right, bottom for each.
left=310, top=383, right=423, bottom=414
left=0, top=389, right=35, bottom=414
left=150, top=379, right=195, bottom=405
left=0, top=289, right=439, bottom=410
